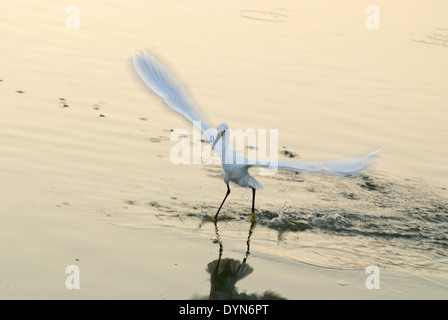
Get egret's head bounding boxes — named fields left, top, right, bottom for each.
left=211, top=123, right=228, bottom=150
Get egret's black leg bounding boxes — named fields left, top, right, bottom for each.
left=213, top=183, right=230, bottom=222
left=251, top=187, right=257, bottom=222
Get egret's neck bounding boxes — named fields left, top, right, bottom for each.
left=220, top=133, right=234, bottom=165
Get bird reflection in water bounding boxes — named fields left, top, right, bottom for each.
left=204, top=220, right=286, bottom=300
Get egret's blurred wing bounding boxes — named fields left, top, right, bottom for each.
left=253, top=148, right=380, bottom=174
left=133, top=51, right=379, bottom=174
left=132, top=51, right=214, bottom=140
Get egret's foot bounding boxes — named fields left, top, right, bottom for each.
left=251, top=213, right=257, bottom=223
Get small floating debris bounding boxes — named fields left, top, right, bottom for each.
left=147, top=201, right=159, bottom=207
left=59, top=97, right=69, bottom=108
left=92, top=100, right=107, bottom=110
left=91, top=100, right=107, bottom=118
left=409, top=28, right=448, bottom=48
left=359, top=175, right=380, bottom=191
left=146, top=136, right=169, bottom=143
left=281, top=147, right=297, bottom=158
left=16, top=90, right=25, bottom=94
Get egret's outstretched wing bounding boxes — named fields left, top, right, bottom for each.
left=253, top=148, right=380, bottom=174
left=132, top=51, right=214, bottom=140
left=133, top=51, right=379, bottom=174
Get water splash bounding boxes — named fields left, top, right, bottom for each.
left=259, top=202, right=310, bottom=232
left=308, top=212, right=349, bottom=230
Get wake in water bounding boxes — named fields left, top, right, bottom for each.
left=85, top=169, right=448, bottom=273
left=202, top=172, right=447, bottom=271
left=250, top=172, right=448, bottom=272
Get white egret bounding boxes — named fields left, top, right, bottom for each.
left=132, top=51, right=379, bottom=222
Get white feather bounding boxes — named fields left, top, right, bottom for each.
left=132, top=50, right=380, bottom=187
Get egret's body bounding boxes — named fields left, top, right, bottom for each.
left=132, top=51, right=379, bottom=222
left=210, top=122, right=263, bottom=221
left=222, top=163, right=261, bottom=190
left=214, top=123, right=263, bottom=189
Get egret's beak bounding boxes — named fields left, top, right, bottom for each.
left=211, top=130, right=225, bottom=150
